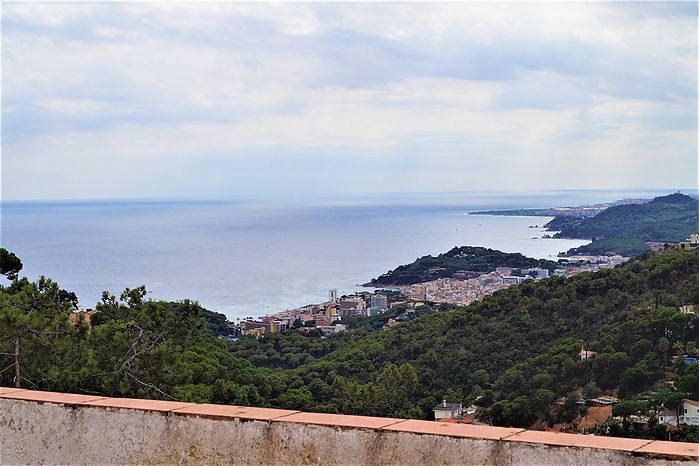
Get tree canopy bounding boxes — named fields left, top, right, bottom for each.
left=552, top=193, right=698, bottom=243
left=0, top=248, right=23, bottom=280
left=2, top=248, right=698, bottom=441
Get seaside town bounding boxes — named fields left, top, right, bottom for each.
left=3, top=2, right=698, bottom=462
left=64, top=234, right=698, bottom=340
left=230, top=253, right=630, bottom=338
left=221, top=235, right=699, bottom=436
left=226, top=234, right=699, bottom=339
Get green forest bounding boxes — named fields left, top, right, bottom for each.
left=2, top=248, right=699, bottom=441
left=551, top=193, right=698, bottom=244
left=563, top=238, right=650, bottom=257
left=366, top=246, right=558, bottom=286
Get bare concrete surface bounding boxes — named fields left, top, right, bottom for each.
left=1, top=392, right=697, bottom=465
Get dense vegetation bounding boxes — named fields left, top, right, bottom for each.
left=545, top=215, right=585, bottom=231
left=2, top=248, right=699, bottom=441
left=564, top=237, right=650, bottom=257
left=200, top=307, right=231, bottom=336
left=228, top=303, right=441, bottom=370
left=551, top=193, right=698, bottom=243
left=367, top=246, right=558, bottom=286
left=281, top=251, right=699, bottom=429
left=0, top=248, right=23, bottom=280
left=0, top=279, right=291, bottom=406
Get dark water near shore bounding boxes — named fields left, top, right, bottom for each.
left=0, top=190, right=669, bottom=320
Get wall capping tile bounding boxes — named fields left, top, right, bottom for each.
left=171, top=402, right=299, bottom=421
left=82, top=397, right=192, bottom=412
left=0, top=387, right=27, bottom=395
left=382, top=419, right=524, bottom=440
left=2, top=386, right=698, bottom=460
left=634, top=440, right=699, bottom=459
left=272, top=412, right=405, bottom=429
left=0, top=388, right=106, bottom=405
left=505, top=429, right=652, bottom=452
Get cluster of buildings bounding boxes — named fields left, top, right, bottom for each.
left=234, top=255, right=635, bottom=338
left=678, top=234, right=699, bottom=251
left=394, top=260, right=620, bottom=306
left=396, top=274, right=510, bottom=306
left=235, top=290, right=392, bottom=337
left=555, top=255, right=628, bottom=272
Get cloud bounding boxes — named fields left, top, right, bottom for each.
left=1, top=2, right=696, bottom=200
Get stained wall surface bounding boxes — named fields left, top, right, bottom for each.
left=1, top=388, right=697, bottom=465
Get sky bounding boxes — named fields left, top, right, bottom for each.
left=2, top=1, right=697, bottom=201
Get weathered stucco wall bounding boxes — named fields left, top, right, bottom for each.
left=1, top=388, right=697, bottom=465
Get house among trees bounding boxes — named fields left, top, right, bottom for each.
left=678, top=234, right=699, bottom=251
left=579, top=347, right=597, bottom=361
left=659, top=399, right=699, bottom=427
left=433, top=399, right=463, bottom=420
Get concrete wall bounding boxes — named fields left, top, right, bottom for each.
left=1, top=388, right=697, bottom=465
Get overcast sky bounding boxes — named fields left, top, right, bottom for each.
left=2, top=2, right=697, bottom=201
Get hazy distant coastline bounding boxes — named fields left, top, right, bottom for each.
left=0, top=193, right=609, bottom=320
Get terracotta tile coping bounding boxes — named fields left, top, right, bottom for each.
left=271, top=412, right=404, bottom=429
left=635, top=440, right=699, bottom=458
left=172, top=403, right=299, bottom=420
left=0, top=387, right=27, bottom=395
left=82, top=397, right=192, bottom=412
left=0, top=389, right=106, bottom=405
left=504, top=429, right=651, bottom=452
left=383, top=419, right=524, bottom=441
left=0, top=387, right=696, bottom=459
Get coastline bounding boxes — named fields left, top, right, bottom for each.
left=2, top=198, right=592, bottom=321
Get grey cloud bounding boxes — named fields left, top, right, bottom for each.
left=2, top=2, right=696, bottom=200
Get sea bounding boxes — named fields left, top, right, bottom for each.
left=0, top=189, right=670, bottom=321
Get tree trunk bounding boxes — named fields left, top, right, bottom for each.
left=14, top=336, right=20, bottom=388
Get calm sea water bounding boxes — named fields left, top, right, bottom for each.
left=0, top=190, right=666, bottom=320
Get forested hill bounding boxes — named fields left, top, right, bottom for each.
left=550, top=192, right=698, bottom=243
left=3, top=248, right=699, bottom=440
left=366, top=246, right=558, bottom=286
left=282, top=249, right=699, bottom=430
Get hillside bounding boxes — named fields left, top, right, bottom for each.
left=471, top=198, right=649, bottom=218
left=280, top=249, right=699, bottom=431
left=563, top=238, right=650, bottom=257
left=366, top=246, right=558, bottom=286
left=550, top=193, right=698, bottom=243
left=3, top=248, right=699, bottom=441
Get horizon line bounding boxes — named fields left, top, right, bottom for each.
left=2, top=187, right=697, bottom=205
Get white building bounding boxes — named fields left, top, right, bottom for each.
left=500, top=276, right=527, bottom=285
left=527, top=267, right=549, bottom=279
left=433, top=399, right=463, bottom=420
left=320, top=324, right=346, bottom=335
left=329, top=289, right=338, bottom=303
left=679, top=234, right=699, bottom=250
left=659, top=400, right=699, bottom=427
left=370, top=294, right=388, bottom=311
left=690, top=234, right=699, bottom=245
left=579, top=348, right=597, bottom=361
